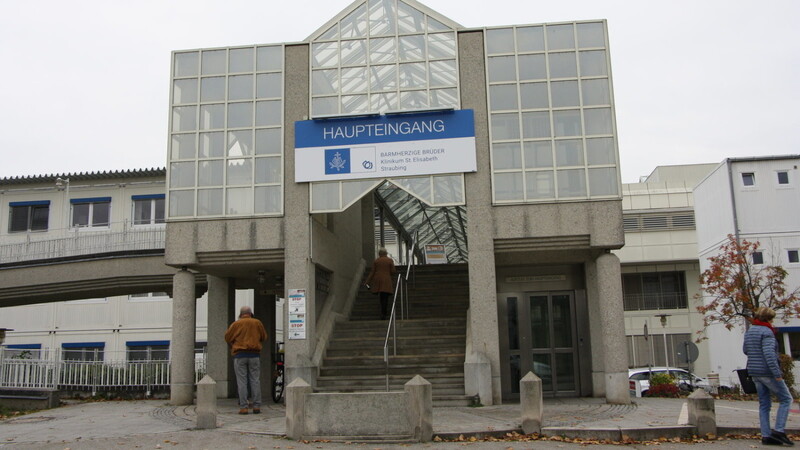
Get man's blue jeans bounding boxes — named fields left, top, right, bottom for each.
left=753, top=376, right=793, bottom=437
left=234, top=356, right=261, bottom=409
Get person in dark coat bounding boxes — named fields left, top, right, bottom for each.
left=364, top=248, right=396, bottom=320
left=743, top=306, right=794, bottom=446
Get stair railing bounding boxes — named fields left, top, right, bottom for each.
left=383, top=232, right=418, bottom=391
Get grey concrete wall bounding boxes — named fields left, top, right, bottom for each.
left=304, top=392, right=410, bottom=436
left=206, top=276, right=234, bottom=398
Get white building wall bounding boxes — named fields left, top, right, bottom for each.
left=695, top=156, right=800, bottom=389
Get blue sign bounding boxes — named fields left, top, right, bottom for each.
left=295, top=110, right=476, bottom=182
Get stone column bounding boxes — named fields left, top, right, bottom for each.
left=460, top=30, right=501, bottom=405
left=170, top=268, right=197, bottom=405
left=283, top=42, right=317, bottom=388
left=585, top=260, right=605, bottom=397
left=595, top=252, right=630, bottom=404
left=207, top=275, right=233, bottom=398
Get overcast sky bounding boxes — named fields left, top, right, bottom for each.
left=1, top=0, right=798, bottom=182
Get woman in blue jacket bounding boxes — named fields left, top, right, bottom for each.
left=743, top=306, right=794, bottom=446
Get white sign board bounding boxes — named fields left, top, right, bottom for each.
left=288, top=289, right=306, bottom=340
left=295, top=110, right=476, bottom=182
left=424, top=244, right=447, bottom=264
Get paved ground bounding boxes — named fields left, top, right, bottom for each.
left=2, top=397, right=800, bottom=449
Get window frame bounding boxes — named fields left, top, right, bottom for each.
left=132, top=194, right=166, bottom=226
left=8, top=201, right=50, bottom=233
left=788, top=249, right=799, bottom=264
left=776, top=170, right=790, bottom=186
left=61, top=342, right=105, bottom=361
left=622, top=271, right=688, bottom=311
left=741, top=172, right=756, bottom=187
left=70, top=197, right=111, bottom=230
left=752, top=251, right=765, bottom=265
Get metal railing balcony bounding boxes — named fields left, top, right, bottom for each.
left=0, top=221, right=165, bottom=264
left=622, top=292, right=688, bottom=311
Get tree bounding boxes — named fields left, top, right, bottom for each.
left=696, top=234, right=800, bottom=335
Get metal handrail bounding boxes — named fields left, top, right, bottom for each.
left=383, top=232, right=418, bottom=391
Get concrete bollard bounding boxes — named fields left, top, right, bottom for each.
left=196, top=375, right=217, bottom=429
left=286, top=378, right=312, bottom=440
left=687, top=389, right=717, bottom=436
left=405, top=375, right=433, bottom=442
left=520, top=371, right=543, bottom=434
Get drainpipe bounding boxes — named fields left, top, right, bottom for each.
left=725, top=159, right=741, bottom=242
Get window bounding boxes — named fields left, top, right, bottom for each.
left=61, top=342, right=104, bottom=361
left=129, top=292, right=170, bottom=302
left=4, top=344, right=41, bottom=359
left=622, top=271, right=687, bottom=311
left=8, top=201, right=49, bottom=232
left=741, top=172, right=755, bottom=186
left=788, top=250, right=799, bottom=264
left=777, top=171, right=790, bottom=185
left=626, top=333, right=692, bottom=368
left=127, top=341, right=170, bottom=361
left=752, top=251, right=764, bottom=265
left=132, top=194, right=165, bottom=225
left=71, top=197, right=111, bottom=228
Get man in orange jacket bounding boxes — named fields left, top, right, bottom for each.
left=224, top=305, right=268, bottom=414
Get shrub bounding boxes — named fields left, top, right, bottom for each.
left=646, top=373, right=680, bottom=398
left=779, top=353, right=797, bottom=396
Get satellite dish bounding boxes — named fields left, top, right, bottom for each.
left=676, top=340, right=699, bottom=364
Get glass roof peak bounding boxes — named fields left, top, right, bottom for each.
left=306, top=0, right=462, bottom=42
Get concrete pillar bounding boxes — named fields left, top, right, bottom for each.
left=460, top=30, right=501, bottom=405
left=520, top=371, right=543, bottom=435
left=405, top=375, right=433, bottom=442
left=207, top=275, right=233, bottom=398
left=595, top=252, right=630, bottom=404
left=687, top=389, right=716, bottom=436
left=283, top=42, right=317, bottom=388
left=170, top=268, right=197, bottom=405
left=196, top=375, right=217, bottom=429
left=361, top=196, right=375, bottom=261
left=255, top=292, right=276, bottom=403
left=585, top=260, right=605, bottom=397
left=286, top=378, right=312, bottom=440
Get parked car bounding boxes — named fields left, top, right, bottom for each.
left=628, top=367, right=727, bottom=394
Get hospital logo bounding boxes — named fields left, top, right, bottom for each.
left=325, top=148, right=351, bottom=174
left=324, top=147, right=376, bottom=176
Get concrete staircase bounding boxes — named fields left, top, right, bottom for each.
left=316, top=264, right=472, bottom=406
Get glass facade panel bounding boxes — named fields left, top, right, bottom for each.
left=551, top=80, right=579, bottom=107
left=313, top=42, right=339, bottom=68
left=229, top=47, right=254, bottom=73
left=516, top=26, right=544, bottom=52
left=521, top=111, right=551, bottom=138
left=173, top=79, right=197, bottom=104
left=579, top=50, right=607, bottom=76
left=201, top=77, right=225, bottom=102
left=256, top=101, right=281, bottom=126
left=586, top=137, right=615, bottom=165
left=255, top=128, right=281, bottom=155
left=397, top=1, right=424, bottom=34
left=312, top=182, right=340, bottom=211
left=432, top=175, right=462, bottom=204
left=197, top=188, right=223, bottom=216
left=201, top=50, right=226, bottom=75
left=584, top=108, right=613, bottom=135
left=170, top=162, right=195, bottom=188
left=577, top=22, right=605, bottom=48
left=429, top=60, right=456, bottom=87
left=228, top=75, right=253, bottom=100
left=520, top=82, right=549, bottom=109
left=341, top=4, right=367, bottom=38
left=341, top=39, right=368, bottom=66
left=257, top=73, right=282, bottom=98
left=399, top=63, right=426, bottom=89
left=169, top=190, right=194, bottom=217
left=227, top=158, right=253, bottom=185
left=490, top=84, right=518, bottom=111
left=526, top=171, right=554, bottom=199
left=492, top=142, right=522, bottom=170
left=174, top=52, right=199, bottom=77
left=524, top=141, right=553, bottom=168
left=581, top=78, right=609, bottom=105
left=548, top=52, right=577, bottom=78
left=199, top=104, right=224, bottom=130
left=518, top=54, right=546, bottom=80
left=226, top=187, right=253, bottom=215
left=172, top=106, right=197, bottom=132
left=487, top=28, right=515, bottom=54
left=398, top=35, right=425, bottom=61
left=199, top=132, right=224, bottom=158
left=313, top=70, right=339, bottom=95
left=557, top=168, right=586, bottom=197
left=494, top=172, right=523, bottom=201
left=488, top=56, right=517, bottom=82
left=546, top=24, right=574, bottom=50
left=589, top=167, right=618, bottom=196
left=555, top=140, right=584, bottom=166
left=227, top=130, right=253, bottom=156
left=427, top=32, right=455, bottom=59
left=171, top=134, right=196, bottom=160
left=342, top=67, right=368, bottom=93
left=491, top=113, right=520, bottom=140
left=371, top=38, right=396, bottom=64
left=553, top=109, right=581, bottom=137
left=370, top=64, right=397, bottom=91
left=255, top=186, right=281, bottom=214
left=198, top=160, right=224, bottom=186
left=256, top=46, right=282, bottom=71
left=227, top=102, right=253, bottom=128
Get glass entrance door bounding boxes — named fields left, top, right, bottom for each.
left=502, top=291, right=579, bottom=398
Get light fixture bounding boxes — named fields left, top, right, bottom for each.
left=55, top=177, right=69, bottom=191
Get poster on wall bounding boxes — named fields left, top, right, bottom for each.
left=288, top=289, right=306, bottom=340
left=424, top=244, right=447, bottom=264
left=294, top=109, right=476, bottom=182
